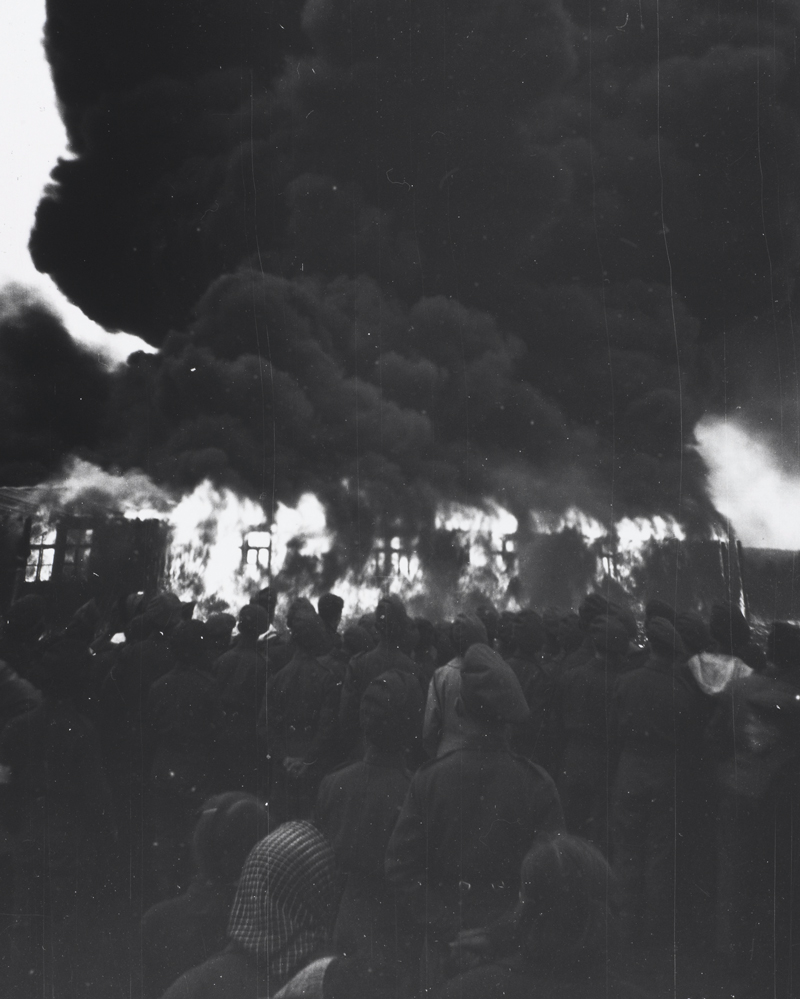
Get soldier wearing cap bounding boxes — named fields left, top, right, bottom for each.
left=386, top=644, right=564, bottom=992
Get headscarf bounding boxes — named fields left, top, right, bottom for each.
left=227, top=821, right=339, bottom=986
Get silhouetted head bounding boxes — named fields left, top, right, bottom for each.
left=516, top=834, right=617, bottom=974
left=192, top=792, right=270, bottom=885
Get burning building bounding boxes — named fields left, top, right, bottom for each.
left=2, top=0, right=800, bottom=628
left=0, top=459, right=755, bottom=628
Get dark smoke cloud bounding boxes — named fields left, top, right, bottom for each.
left=28, top=0, right=800, bottom=553
left=0, top=287, right=109, bottom=485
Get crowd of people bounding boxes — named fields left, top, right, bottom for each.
left=0, top=583, right=798, bottom=998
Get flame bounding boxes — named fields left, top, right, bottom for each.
left=530, top=506, right=607, bottom=544
left=165, top=482, right=267, bottom=613
left=20, top=457, right=728, bottom=622
left=696, top=416, right=800, bottom=549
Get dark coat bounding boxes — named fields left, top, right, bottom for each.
left=148, top=665, right=218, bottom=799
left=0, top=697, right=114, bottom=875
left=213, top=642, right=268, bottom=790
left=266, top=649, right=341, bottom=769
left=315, top=751, right=411, bottom=965
left=158, top=947, right=260, bottom=999
left=141, top=876, right=236, bottom=999
left=98, top=635, right=176, bottom=770
left=612, top=652, right=706, bottom=790
left=385, top=735, right=565, bottom=937
left=0, top=660, right=40, bottom=736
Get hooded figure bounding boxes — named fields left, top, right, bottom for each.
left=160, top=820, right=340, bottom=999
left=386, top=645, right=563, bottom=993
left=422, top=613, right=488, bottom=758
left=610, top=617, right=707, bottom=954
left=315, top=670, right=423, bottom=983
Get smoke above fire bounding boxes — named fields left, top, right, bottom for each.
left=9, top=0, right=800, bottom=566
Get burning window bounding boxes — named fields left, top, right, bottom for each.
left=373, top=537, right=419, bottom=579
left=62, top=527, right=93, bottom=579
left=25, top=525, right=58, bottom=582
left=243, top=530, right=272, bottom=572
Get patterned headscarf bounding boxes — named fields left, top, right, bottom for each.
left=228, top=821, right=339, bottom=990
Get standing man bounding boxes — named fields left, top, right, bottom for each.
left=386, top=644, right=564, bottom=992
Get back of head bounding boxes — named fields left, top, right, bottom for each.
left=514, top=610, right=545, bottom=659
left=675, top=611, right=713, bottom=657
left=146, top=592, right=183, bottom=634
left=252, top=586, right=278, bottom=623
left=578, top=592, right=609, bottom=630
left=450, top=613, right=488, bottom=657
left=590, top=615, right=629, bottom=657
left=646, top=616, right=686, bottom=660
left=475, top=603, right=500, bottom=645
left=205, top=613, right=236, bottom=650
left=288, top=603, right=331, bottom=656
left=518, top=833, right=616, bottom=974
left=193, top=792, right=270, bottom=885
left=317, top=593, right=344, bottom=629
left=358, top=613, right=379, bottom=645
left=239, top=602, right=270, bottom=638
left=557, top=612, right=583, bottom=655
left=607, top=602, right=638, bottom=641
left=375, top=595, right=408, bottom=642
left=342, top=624, right=374, bottom=658
left=168, top=619, right=208, bottom=664
left=710, top=602, right=750, bottom=653
left=360, top=669, right=423, bottom=753
left=460, top=644, right=529, bottom=727
left=645, top=598, right=676, bottom=625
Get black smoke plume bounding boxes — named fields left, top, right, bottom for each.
left=0, top=288, right=108, bottom=485
left=26, top=0, right=800, bottom=563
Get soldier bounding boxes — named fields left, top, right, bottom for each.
left=386, top=644, right=564, bottom=993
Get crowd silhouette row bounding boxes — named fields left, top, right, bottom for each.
left=0, top=584, right=798, bottom=999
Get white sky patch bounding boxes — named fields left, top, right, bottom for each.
left=696, top=416, right=800, bottom=549
left=1, top=0, right=154, bottom=368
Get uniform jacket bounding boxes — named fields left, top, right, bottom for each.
left=266, top=649, right=341, bottom=769
left=385, top=734, right=564, bottom=935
